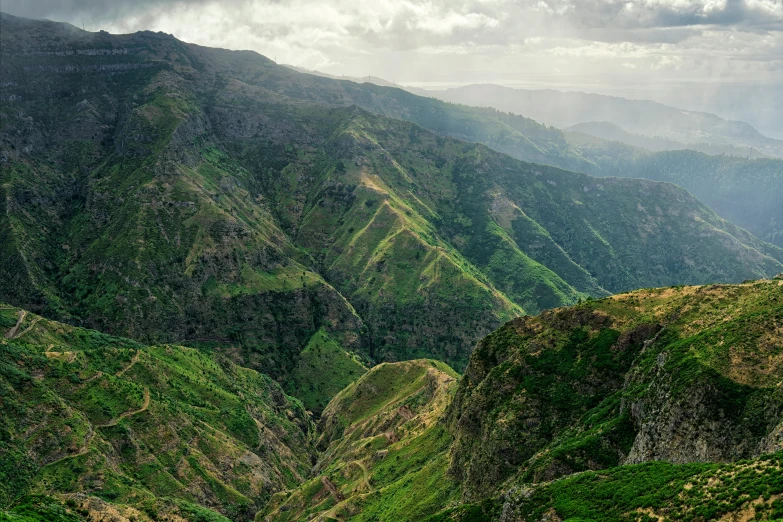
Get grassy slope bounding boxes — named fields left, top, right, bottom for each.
left=447, top=278, right=783, bottom=502
left=200, top=46, right=783, bottom=250
left=429, top=452, right=783, bottom=522
left=1, top=13, right=782, bottom=388
left=262, top=360, right=461, bottom=522
left=0, top=304, right=314, bottom=522
left=0, top=47, right=365, bottom=385
left=285, top=328, right=368, bottom=414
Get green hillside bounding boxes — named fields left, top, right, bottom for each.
left=448, top=279, right=783, bottom=499
left=430, top=454, right=783, bottom=522
left=0, top=305, right=315, bottom=521
left=263, top=278, right=783, bottom=521
left=285, top=328, right=368, bottom=413
left=3, top=278, right=783, bottom=521
left=2, top=13, right=782, bottom=385
left=262, top=360, right=460, bottom=522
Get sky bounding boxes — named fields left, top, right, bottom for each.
left=4, top=0, right=783, bottom=135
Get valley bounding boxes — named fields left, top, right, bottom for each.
left=1, top=10, right=783, bottom=522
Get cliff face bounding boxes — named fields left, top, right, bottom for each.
left=447, top=280, right=783, bottom=501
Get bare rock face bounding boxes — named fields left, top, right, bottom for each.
left=624, top=377, right=779, bottom=464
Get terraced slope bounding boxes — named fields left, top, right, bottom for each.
left=0, top=305, right=315, bottom=521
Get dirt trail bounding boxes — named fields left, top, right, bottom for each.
left=346, top=460, right=372, bottom=492
left=82, top=371, right=105, bottom=384
left=99, top=388, right=151, bottom=427
left=4, top=310, right=26, bottom=339
left=43, top=387, right=151, bottom=468
left=115, top=350, right=141, bottom=377
left=14, top=316, right=41, bottom=339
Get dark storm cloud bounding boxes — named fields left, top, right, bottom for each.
left=1, top=0, right=211, bottom=22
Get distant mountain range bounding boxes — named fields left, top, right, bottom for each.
left=285, top=65, right=783, bottom=248
left=421, top=83, right=783, bottom=159
left=287, top=66, right=783, bottom=159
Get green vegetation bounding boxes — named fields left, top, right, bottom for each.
left=2, top=13, right=782, bottom=385
left=285, top=328, right=368, bottom=414
left=263, top=360, right=461, bottom=522
left=2, top=14, right=783, bottom=522
left=0, top=305, right=314, bottom=522
left=3, top=280, right=783, bottom=521
left=434, top=453, right=783, bottom=522
left=447, top=279, right=783, bottom=506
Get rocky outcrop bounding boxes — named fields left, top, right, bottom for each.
left=446, top=282, right=783, bottom=501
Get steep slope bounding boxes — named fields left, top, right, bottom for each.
left=431, top=454, right=783, bottom=522
left=263, top=360, right=461, bottom=522
left=0, top=304, right=315, bottom=521
left=448, top=279, right=783, bottom=502
left=263, top=70, right=783, bottom=249
left=0, top=15, right=366, bottom=385
left=285, top=328, right=368, bottom=414
left=271, top=278, right=783, bottom=522
left=155, top=38, right=783, bottom=252
left=3, top=281, right=783, bottom=522
left=1, top=12, right=782, bottom=380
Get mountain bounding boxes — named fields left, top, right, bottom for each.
left=567, top=121, right=769, bottom=158
left=424, top=83, right=783, bottom=159
left=282, top=65, right=424, bottom=93
left=393, top=84, right=783, bottom=248
left=266, top=277, right=783, bottom=521
left=262, top=359, right=460, bottom=521
left=269, top=70, right=783, bottom=250
left=446, top=278, right=783, bottom=500
left=566, top=135, right=783, bottom=248
left=1, top=12, right=782, bottom=399
left=0, top=304, right=315, bottom=521
left=6, top=278, right=783, bottom=521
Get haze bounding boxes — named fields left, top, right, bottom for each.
left=4, top=0, right=783, bottom=135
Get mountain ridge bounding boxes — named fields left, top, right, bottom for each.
left=2, top=12, right=783, bottom=393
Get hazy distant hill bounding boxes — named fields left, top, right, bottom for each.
left=425, top=83, right=783, bottom=158
left=276, top=69, right=783, bottom=248
left=567, top=121, right=768, bottom=158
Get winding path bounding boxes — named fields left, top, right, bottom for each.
left=44, top=426, right=95, bottom=467
left=99, top=388, right=151, bottom=427
left=14, top=316, right=41, bottom=339
left=4, top=310, right=26, bottom=339
left=42, top=388, right=151, bottom=468
left=345, top=460, right=371, bottom=492
left=115, top=350, right=141, bottom=377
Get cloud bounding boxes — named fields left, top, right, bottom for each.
left=1, top=0, right=781, bottom=108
